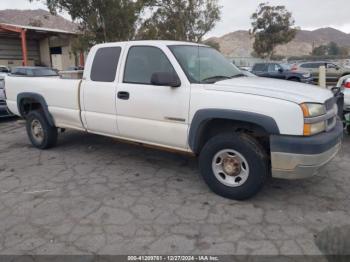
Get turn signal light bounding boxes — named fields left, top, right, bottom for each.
left=304, top=124, right=312, bottom=136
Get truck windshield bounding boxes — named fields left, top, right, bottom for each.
left=168, top=45, right=243, bottom=84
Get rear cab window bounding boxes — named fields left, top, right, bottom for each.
left=91, top=47, right=122, bottom=82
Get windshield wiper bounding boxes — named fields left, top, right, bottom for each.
left=202, top=74, right=246, bottom=83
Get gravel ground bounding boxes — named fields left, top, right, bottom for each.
left=0, top=118, right=349, bottom=257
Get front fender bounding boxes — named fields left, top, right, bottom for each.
left=188, top=109, right=280, bottom=154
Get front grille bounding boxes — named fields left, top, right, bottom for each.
left=325, top=97, right=336, bottom=111
left=0, top=100, right=6, bottom=106
left=325, top=98, right=338, bottom=132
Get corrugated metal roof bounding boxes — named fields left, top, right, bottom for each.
left=0, top=22, right=78, bottom=35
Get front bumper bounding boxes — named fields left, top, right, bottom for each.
left=270, top=120, right=343, bottom=179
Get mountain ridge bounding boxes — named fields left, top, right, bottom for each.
left=207, top=27, right=350, bottom=58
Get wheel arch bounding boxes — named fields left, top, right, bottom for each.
left=17, top=92, right=55, bottom=126
left=189, top=109, right=280, bottom=154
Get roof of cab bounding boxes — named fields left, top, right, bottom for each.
left=93, top=40, right=207, bottom=48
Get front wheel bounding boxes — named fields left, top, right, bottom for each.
left=199, top=133, right=268, bottom=200
left=26, top=110, right=58, bottom=149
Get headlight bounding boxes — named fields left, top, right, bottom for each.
left=303, top=73, right=311, bottom=78
left=304, top=121, right=326, bottom=136
left=300, top=103, right=326, bottom=117
left=300, top=103, right=327, bottom=136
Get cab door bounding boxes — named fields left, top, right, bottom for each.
left=115, top=44, right=191, bottom=150
left=81, top=45, right=124, bottom=136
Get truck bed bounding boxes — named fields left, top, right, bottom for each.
left=5, top=76, right=85, bottom=130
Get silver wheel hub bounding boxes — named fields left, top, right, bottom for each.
left=31, top=119, right=44, bottom=143
left=212, top=149, right=250, bottom=187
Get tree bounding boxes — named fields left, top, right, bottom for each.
left=328, top=41, right=341, bottom=56
left=204, top=40, right=220, bottom=50
left=250, top=3, right=297, bottom=59
left=30, top=0, right=151, bottom=49
left=312, top=44, right=328, bottom=56
left=137, top=0, right=221, bottom=43
left=312, top=42, right=349, bottom=57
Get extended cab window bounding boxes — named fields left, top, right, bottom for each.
left=123, top=46, right=176, bottom=85
left=91, top=47, right=121, bottom=82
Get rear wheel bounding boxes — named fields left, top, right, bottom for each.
left=199, top=133, right=268, bottom=200
left=26, top=110, right=58, bottom=149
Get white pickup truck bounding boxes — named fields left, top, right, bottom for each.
left=5, top=41, right=343, bottom=200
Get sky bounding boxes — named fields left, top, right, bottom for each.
left=1, top=0, right=350, bottom=37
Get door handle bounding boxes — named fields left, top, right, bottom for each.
left=118, top=91, right=130, bottom=100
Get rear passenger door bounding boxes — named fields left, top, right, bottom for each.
left=81, top=45, right=123, bottom=135
left=115, top=44, right=191, bottom=150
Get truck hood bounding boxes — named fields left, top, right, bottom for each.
left=207, top=77, right=333, bottom=104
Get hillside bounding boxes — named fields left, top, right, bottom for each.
left=0, top=9, right=78, bottom=32
left=207, top=27, right=350, bottom=58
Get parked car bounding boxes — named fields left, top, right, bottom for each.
left=0, top=65, right=10, bottom=77
left=251, top=62, right=313, bottom=83
left=4, top=41, right=343, bottom=200
left=0, top=77, right=13, bottom=117
left=11, top=67, right=59, bottom=77
left=337, top=74, right=350, bottom=111
left=292, top=61, right=350, bottom=86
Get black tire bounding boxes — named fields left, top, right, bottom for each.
left=26, top=110, right=58, bottom=149
left=199, top=133, right=268, bottom=200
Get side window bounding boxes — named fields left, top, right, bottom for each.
left=13, top=69, right=26, bottom=75
left=27, top=69, right=34, bottom=76
left=327, top=63, right=337, bottom=69
left=268, top=64, right=279, bottom=72
left=123, top=46, right=176, bottom=85
left=301, top=63, right=313, bottom=69
left=253, top=64, right=267, bottom=72
left=91, top=47, right=121, bottom=82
